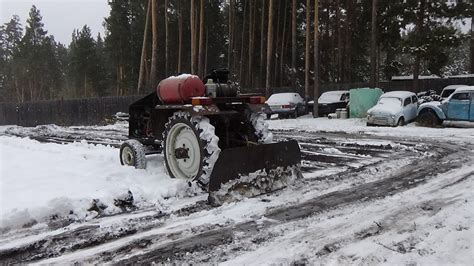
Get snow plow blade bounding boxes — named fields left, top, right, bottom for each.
left=208, top=140, right=301, bottom=193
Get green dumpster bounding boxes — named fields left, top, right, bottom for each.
left=349, top=88, right=383, bottom=118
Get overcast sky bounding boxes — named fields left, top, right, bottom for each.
left=0, top=0, right=110, bottom=45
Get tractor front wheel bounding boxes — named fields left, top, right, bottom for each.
left=120, top=139, right=146, bottom=169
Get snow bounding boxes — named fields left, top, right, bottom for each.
left=224, top=165, right=474, bottom=265
left=391, top=75, right=441, bottom=80
left=268, top=116, right=474, bottom=143
left=1, top=116, right=474, bottom=264
left=266, top=93, right=303, bottom=104
left=448, top=74, right=474, bottom=78
left=0, top=136, right=195, bottom=230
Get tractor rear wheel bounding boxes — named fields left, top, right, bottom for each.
left=163, top=112, right=220, bottom=188
left=120, top=139, right=146, bottom=169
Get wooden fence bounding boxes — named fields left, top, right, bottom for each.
left=0, top=96, right=142, bottom=127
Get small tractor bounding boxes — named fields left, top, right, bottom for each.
left=120, top=69, right=301, bottom=202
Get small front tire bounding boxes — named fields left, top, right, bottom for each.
left=120, top=139, right=147, bottom=169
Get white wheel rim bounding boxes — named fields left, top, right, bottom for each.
left=166, top=122, right=201, bottom=179
left=122, top=146, right=134, bottom=165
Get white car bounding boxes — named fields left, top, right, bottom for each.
left=265, top=93, right=306, bottom=118
left=367, top=91, right=418, bottom=127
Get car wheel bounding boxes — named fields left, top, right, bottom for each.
left=397, top=117, right=405, bottom=127
left=417, top=110, right=442, bottom=127
left=292, top=110, right=298, bottom=118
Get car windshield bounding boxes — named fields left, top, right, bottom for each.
left=267, top=93, right=298, bottom=103
left=318, top=92, right=346, bottom=104
left=378, top=97, right=402, bottom=106
left=441, top=89, right=455, bottom=98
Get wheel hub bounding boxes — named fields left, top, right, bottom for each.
left=166, top=122, right=202, bottom=179
left=174, top=145, right=190, bottom=160
left=122, top=146, right=134, bottom=165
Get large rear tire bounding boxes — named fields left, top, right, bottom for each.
left=417, top=110, right=442, bottom=127
left=120, top=139, right=146, bottom=169
left=163, top=111, right=220, bottom=188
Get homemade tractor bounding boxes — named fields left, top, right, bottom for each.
left=120, top=69, right=301, bottom=202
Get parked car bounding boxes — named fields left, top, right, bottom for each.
left=307, top=90, right=349, bottom=116
left=417, top=86, right=474, bottom=126
left=265, top=92, right=306, bottom=118
left=440, top=85, right=467, bottom=99
left=366, top=91, right=418, bottom=127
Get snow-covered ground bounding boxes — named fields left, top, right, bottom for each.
left=268, top=115, right=474, bottom=143
left=0, top=117, right=473, bottom=264
left=0, top=136, right=197, bottom=230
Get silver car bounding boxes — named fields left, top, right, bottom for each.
left=265, top=93, right=306, bottom=118
left=367, top=91, right=418, bottom=126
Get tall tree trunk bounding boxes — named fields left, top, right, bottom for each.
left=291, top=0, right=297, bottom=88
left=247, top=0, right=256, bottom=88
left=265, top=0, right=274, bottom=96
left=313, top=0, right=319, bottom=118
left=280, top=0, right=288, bottom=87
left=305, top=0, right=311, bottom=98
left=191, top=0, right=196, bottom=74
left=150, top=0, right=158, bottom=88
left=205, top=28, right=209, bottom=75
left=413, top=0, right=425, bottom=93
left=273, top=1, right=281, bottom=87
left=239, top=0, right=248, bottom=86
left=164, top=0, right=169, bottom=77
left=260, top=0, right=266, bottom=88
left=198, top=0, right=205, bottom=77
left=228, top=0, right=235, bottom=70
left=470, top=11, right=474, bottom=73
left=343, top=0, right=354, bottom=83
left=336, top=0, right=343, bottom=82
left=138, top=0, right=151, bottom=93
left=177, top=0, right=183, bottom=73
left=370, top=0, right=378, bottom=88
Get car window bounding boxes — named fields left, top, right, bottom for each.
left=403, top=97, right=411, bottom=106
left=441, top=89, right=455, bottom=98
left=451, top=92, right=470, bottom=100
left=340, top=93, right=349, bottom=102
left=411, top=95, right=417, bottom=103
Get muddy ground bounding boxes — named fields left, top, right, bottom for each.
left=0, top=126, right=472, bottom=264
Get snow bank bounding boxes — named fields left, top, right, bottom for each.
left=0, top=136, right=197, bottom=230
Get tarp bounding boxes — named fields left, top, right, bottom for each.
left=349, top=88, right=383, bottom=118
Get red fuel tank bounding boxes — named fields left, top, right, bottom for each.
left=157, top=74, right=205, bottom=104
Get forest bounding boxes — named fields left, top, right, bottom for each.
left=0, top=0, right=472, bottom=103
